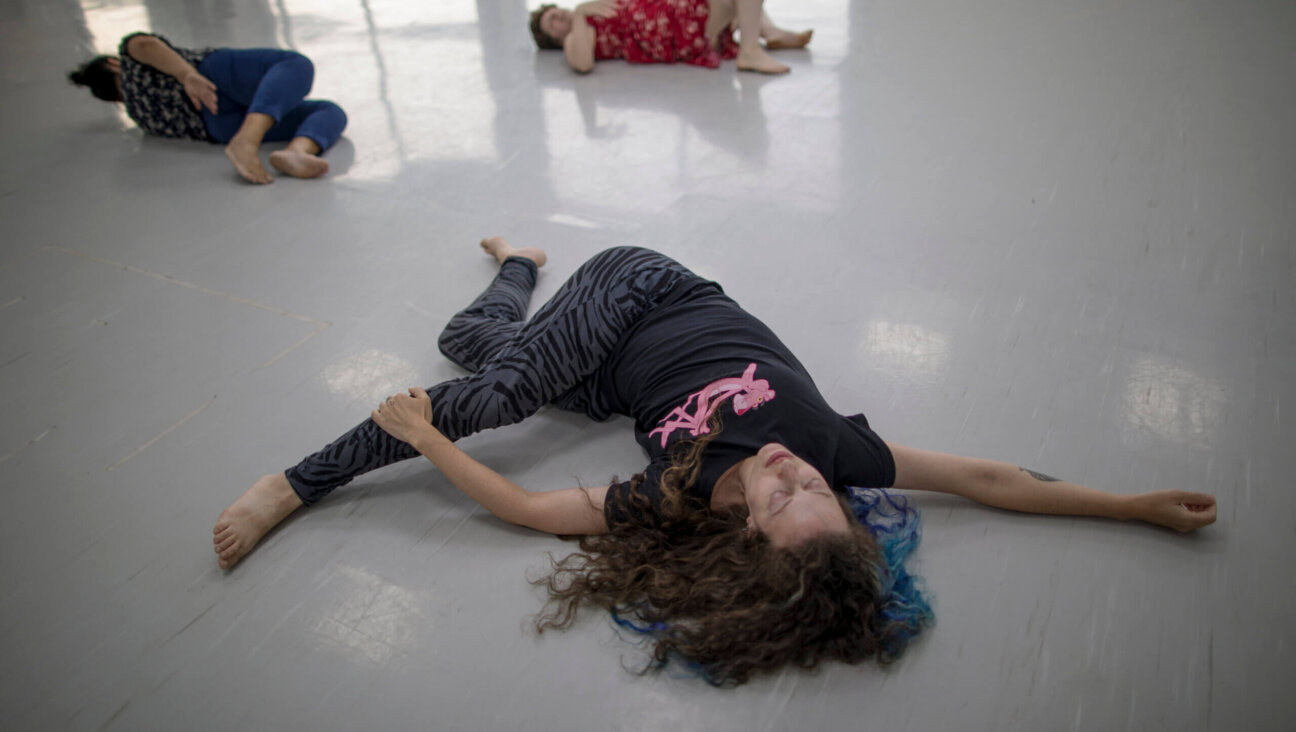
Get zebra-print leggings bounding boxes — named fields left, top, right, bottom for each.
left=285, top=246, right=703, bottom=505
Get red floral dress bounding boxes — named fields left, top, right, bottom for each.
left=587, top=0, right=739, bottom=68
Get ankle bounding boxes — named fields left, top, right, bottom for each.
left=286, top=136, right=322, bottom=156
left=270, top=473, right=304, bottom=509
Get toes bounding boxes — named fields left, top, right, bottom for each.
left=216, top=535, right=238, bottom=552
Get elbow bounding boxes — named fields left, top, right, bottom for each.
left=500, top=492, right=542, bottom=531
left=963, top=462, right=1004, bottom=503
left=563, top=38, right=595, bottom=73
left=977, top=463, right=1004, bottom=490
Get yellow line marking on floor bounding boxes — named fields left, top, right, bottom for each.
left=259, top=321, right=331, bottom=369
left=45, top=246, right=332, bottom=367
left=0, top=427, right=54, bottom=464
left=108, top=396, right=217, bottom=471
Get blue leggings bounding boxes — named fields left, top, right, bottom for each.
left=197, top=48, right=347, bottom=151
left=285, top=247, right=703, bottom=505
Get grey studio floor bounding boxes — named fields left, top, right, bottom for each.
left=1, top=0, right=1293, bottom=730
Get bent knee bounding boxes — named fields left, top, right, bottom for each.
left=281, top=51, right=314, bottom=81
left=437, top=327, right=473, bottom=370
left=323, top=101, right=347, bottom=130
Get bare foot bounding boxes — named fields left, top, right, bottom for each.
left=765, top=29, right=813, bottom=50
left=269, top=149, right=330, bottom=179
left=737, top=48, right=790, bottom=74
left=224, top=139, right=274, bottom=184
left=213, top=473, right=303, bottom=569
left=480, top=237, right=548, bottom=267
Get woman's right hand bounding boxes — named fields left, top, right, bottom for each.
left=575, top=0, right=618, bottom=19
left=1129, top=490, right=1218, bottom=532
left=182, top=70, right=218, bottom=114
left=372, top=387, right=436, bottom=446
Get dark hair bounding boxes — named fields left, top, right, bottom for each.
left=68, top=55, right=121, bottom=102
left=533, top=419, right=928, bottom=686
left=529, top=4, right=563, bottom=50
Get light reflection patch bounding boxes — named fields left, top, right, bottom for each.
left=856, top=320, right=951, bottom=383
left=79, top=1, right=151, bottom=54
left=310, top=563, right=433, bottom=666
left=322, top=348, right=421, bottom=405
left=1122, top=355, right=1225, bottom=447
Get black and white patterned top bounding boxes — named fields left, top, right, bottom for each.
left=118, top=33, right=216, bottom=142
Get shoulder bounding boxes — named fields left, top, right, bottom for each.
left=835, top=413, right=896, bottom=488
left=603, top=461, right=668, bottom=527
left=119, top=32, right=159, bottom=59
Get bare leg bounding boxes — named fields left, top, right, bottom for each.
left=224, top=112, right=276, bottom=184
left=213, top=473, right=303, bottom=569
left=480, top=236, right=548, bottom=267
left=269, top=136, right=330, bottom=179
left=760, top=11, right=813, bottom=50
left=706, top=0, right=736, bottom=50
left=734, top=0, right=788, bottom=74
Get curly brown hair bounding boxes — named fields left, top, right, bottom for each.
left=529, top=4, right=563, bottom=50
left=533, top=419, right=916, bottom=686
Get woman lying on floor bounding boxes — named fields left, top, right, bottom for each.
left=214, top=239, right=1217, bottom=685
left=69, top=32, right=346, bottom=184
left=530, top=0, right=812, bottom=74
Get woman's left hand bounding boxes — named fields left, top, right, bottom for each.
left=1130, top=490, right=1218, bottom=532
left=372, top=387, right=434, bottom=445
left=182, top=70, right=218, bottom=113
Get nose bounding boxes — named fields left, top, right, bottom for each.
left=776, top=460, right=798, bottom=482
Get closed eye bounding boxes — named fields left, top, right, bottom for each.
left=769, top=490, right=791, bottom=514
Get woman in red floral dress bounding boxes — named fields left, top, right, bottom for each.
left=529, top=0, right=812, bottom=74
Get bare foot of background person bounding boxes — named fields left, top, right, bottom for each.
left=480, top=237, right=548, bottom=267
left=269, top=149, right=329, bottom=179
left=213, top=472, right=303, bottom=569
left=269, top=136, right=330, bottom=179
left=224, top=138, right=274, bottom=184
left=737, top=47, right=790, bottom=74
left=765, top=29, right=812, bottom=50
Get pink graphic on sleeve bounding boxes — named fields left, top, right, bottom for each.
left=648, top=363, right=775, bottom=448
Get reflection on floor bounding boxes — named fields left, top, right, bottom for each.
left=1, top=0, right=1293, bottom=729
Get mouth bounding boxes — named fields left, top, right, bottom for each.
left=765, top=450, right=792, bottom=468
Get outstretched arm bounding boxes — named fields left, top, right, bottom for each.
left=373, top=388, right=609, bottom=536
left=123, top=33, right=218, bottom=112
left=885, top=442, right=1217, bottom=532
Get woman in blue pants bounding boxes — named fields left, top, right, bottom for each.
left=68, top=32, right=347, bottom=184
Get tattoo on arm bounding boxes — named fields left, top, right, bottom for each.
left=1019, top=467, right=1060, bottom=482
